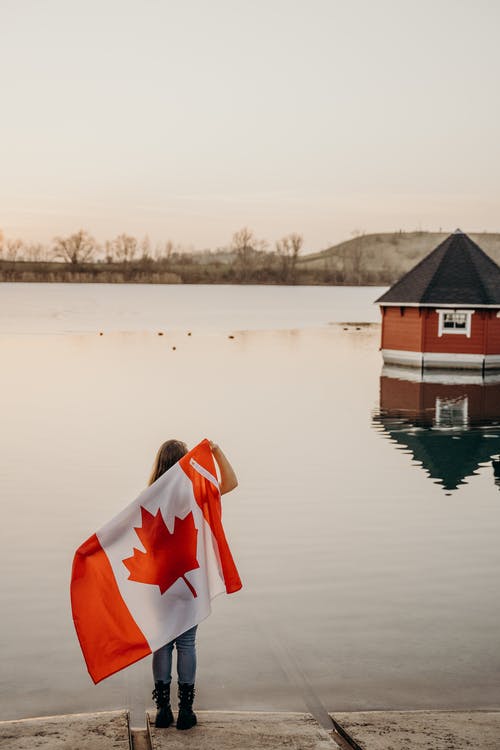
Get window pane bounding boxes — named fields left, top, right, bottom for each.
left=443, top=312, right=467, bottom=329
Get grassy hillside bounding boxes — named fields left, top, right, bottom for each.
left=298, top=231, right=500, bottom=284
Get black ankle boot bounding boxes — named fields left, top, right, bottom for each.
left=152, top=680, right=174, bottom=728
left=176, top=682, right=197, bottom=730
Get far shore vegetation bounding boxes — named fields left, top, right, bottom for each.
left=1, top=228, right=500, bottom=286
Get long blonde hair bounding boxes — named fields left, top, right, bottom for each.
left=148, top=439, right=188, bottom=485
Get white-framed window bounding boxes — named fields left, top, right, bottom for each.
left=435, top=396, right=468, bottom=427
left=437, top=309, right=474, bottom=337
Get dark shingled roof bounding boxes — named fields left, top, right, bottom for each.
left=375, top=230, right=500, bottom=305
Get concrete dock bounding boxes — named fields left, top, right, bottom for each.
left=331, top=710, right=500, bottom=750
left=0, top=711, right=130, bottom=750
left=1, top=709, right=500, bottom=749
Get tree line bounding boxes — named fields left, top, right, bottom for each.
left=0, top=227, right=395, bottom=285
left=0, top=227, right=309, bottom=284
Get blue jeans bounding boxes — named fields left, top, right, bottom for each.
left=152, top=625, right=197, bottom=685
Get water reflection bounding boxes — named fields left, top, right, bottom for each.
left=3, top=325, right=500, bottom=720
left=373, top=365, right=500, bottom=492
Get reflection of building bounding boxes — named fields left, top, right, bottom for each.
left=373, top=366, right=500, bottom=491
left=494, top=459, right=500, bottom=489
left=375, top=230, right=500, bottom=370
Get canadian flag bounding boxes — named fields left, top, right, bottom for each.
left=71, top=439, right=242, bottom=683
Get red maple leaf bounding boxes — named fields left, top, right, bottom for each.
left=122, top=507, right=200, bottom=597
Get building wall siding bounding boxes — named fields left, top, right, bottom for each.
left=425, top=310, right=486, bottom=354
left=485, top=313, right=500, bottom=354
left=381, top=307, right=423, bottom=352
left=381, top=306, right=500, bottom=356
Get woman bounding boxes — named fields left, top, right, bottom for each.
left=149, top=439, right=238, bottom=730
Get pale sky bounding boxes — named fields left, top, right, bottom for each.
left=1, top=0, right=500, bottom=252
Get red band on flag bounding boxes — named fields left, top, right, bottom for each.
left=180, top=440, right=242, bottom=594
left=71, top=533, right=151, bottom=684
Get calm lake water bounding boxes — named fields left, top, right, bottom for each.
left=1, top=283, right=499, bottom=722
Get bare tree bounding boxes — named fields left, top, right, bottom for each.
left=104, top=240, right=115, bottom=264
left=140, top=234, right=151, bottom=260
left=24, top=242, right=47, bottom=262
left=275, top=232, right=303, bottom=283
left=5, top=238, right=26, bottom=261
left=348, top=233, right=365, bottom=283
left=288, top=232, right=303, bottom=283
left=155, top=240, right=174, bottom=261
left=52, top=230, right=97, bottom=264
left=275, top=236, right=291, bottom=280
left=232, top=226, right=254, bottom=254
left=111, top=234, right=138, bottom=263
left=231, top=227, right=259, bottom=279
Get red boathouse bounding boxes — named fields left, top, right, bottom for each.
left=375, top=230, right=500, bottom=370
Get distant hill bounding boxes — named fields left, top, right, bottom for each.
left=3, top=230, right=500, bottom=286
left=297, top=231, right=500, bottom=284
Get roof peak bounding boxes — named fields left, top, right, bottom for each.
left=375, top=230, right=500, bottom=306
